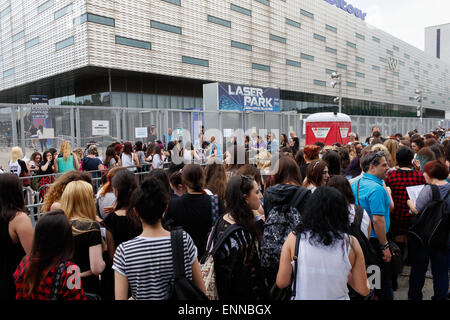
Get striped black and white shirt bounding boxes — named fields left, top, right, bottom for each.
left=112, top=231, right=197, bottom=300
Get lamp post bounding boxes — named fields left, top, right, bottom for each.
left=330, top=72, right=342, bottom=113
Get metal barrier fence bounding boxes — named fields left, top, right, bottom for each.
left=21, top=165, right=157, bottom=226
left=1, top=103, right=446, bottom=157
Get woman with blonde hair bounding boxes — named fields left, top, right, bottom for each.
left=57, top=141, right=79, bottom=173
left=60, top=180, right=105, bottom=299
left=384, top=139, right=399, bottom=168
left=8, top=147, right=29, bottom=179
left=41, top=171, right=93, bottom=213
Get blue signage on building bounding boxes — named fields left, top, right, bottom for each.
left=218, top=83, right=280, bottom=112
left=325, top=0, right=367, bottom=21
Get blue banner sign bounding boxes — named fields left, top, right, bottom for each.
left=324, top=0, right=367, bottom=21
left=218, top=82, right=280, bottom=112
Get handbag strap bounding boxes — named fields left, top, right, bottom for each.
left=210, top=224, right=243, bottom=257
left=170, top=229, right=186, bottom=278
left=210, top=194, right=219, bottom=224
left=288, top=187, right=310, bottom=211
left=356, top=179, right=362, bottom=206
left=354, top=205, right=364, bottom=230
left=50, top=262, right=67, bottom=300
left=291, top=233, right=301, bottom=299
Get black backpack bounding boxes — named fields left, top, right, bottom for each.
left=260, top=187, right=310, bottom=281
left=350, top=205, right=380, bottom=268
left=164, top=229, right=208, bottom=300
left=408, top=185, right=450, bottom=249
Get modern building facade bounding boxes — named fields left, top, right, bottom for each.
left=0, top=0, right=449, bottom=118
left=425, top=23, right=450, bottom=66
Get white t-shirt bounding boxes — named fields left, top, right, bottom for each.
left=121, top=153, right=136, bottom=171
left=348, top=204, right=371, bottom=239
left=152, top=154, right=163, bottom=169
left=8, top=160, right=21, bottom=176
left=112, top=231, right=197, bottom=300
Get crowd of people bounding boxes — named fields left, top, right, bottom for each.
left=0, top=125, right=449, bottom=301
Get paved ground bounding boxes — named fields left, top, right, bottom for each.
left=395, top=266, right=434, bottom=300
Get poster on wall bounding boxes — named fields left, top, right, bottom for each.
left=92, top=120, right=110, bottom=136
left=135, top=127, right=148, bottom=138
left=312, top=127, right=331, bottom=139
left=217, top=82, right=280, bottom=112
left=340, top=127, right=349, bottom=138
left=31, top=100, right=53, bottom=147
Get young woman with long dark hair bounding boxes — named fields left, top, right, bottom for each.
left=212, top=175, right=269, bottom=300
left=277, top=187, right=370, bottom=300
left=14, top=210, right=86, bottom=300
left=113, top=177, right=205, bottom=300
left=103, top=146, right=120, bottom=169
left=164, top=164, right=224, bottom=259
left=303, top=159, right=330, bottom=192
left=0, top=174, right=34, bottom=300
left=103, top=170, right=142, bottom=248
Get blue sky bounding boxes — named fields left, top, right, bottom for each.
left=353, top=0, right=450, bottom=50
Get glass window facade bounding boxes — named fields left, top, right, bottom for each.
left=300, top=9, right=314, bottom=19
left=372, top=36, right=380, bottom=43
left=25, top=37, right=40, bottom=49
left=54, top=3, right=72, bottom=20
left=356, top=72, right=365, bottom=78
left=151, top=20, right=181, bottom=34
left=356, top=33, right=365, bottom=40
left=86, top=13, right=115, bottom=26
left=0, top=5, right=11, bottom=18
left=347, top=41, right=356, bottom=48
left=347, top=81, right=356, bottom=88
left=231, top=40, right=252, bottom=51
left=372, top=65, right=380, bottom=71
left=286, top=18, right=301, bottom=28
left=182, top=56, right=209, bottom=67
left=326, top=47, right=337, bottom=54
left=38, top=0, right=54, bottom=14
left=208, top=15, right=231, bottom=27
left=162, top=0, right=181, bottom=5
left=3, top=68, right=14, bottom=78
left=314, top=80, right=326, bottom=86
left=337, top=63, right=347, bottom=70
left=12, top=31, right=25, bottom=42
left=252, top=63, right=270, bottom=72
left=255, top=0, right=270, bottom=5
left=314, top=33, right=326, bottom=42
left=301, top=53, right=314, bottom=61
left=326, top=68, right=337, bottom=75
left=286, top=59, right=301, bottom=67
left=55, top=36, right=74, bottom=50
left=115, top=36, right=151, bottom=50
left=270, top=34, right=286, bottom=43
left=230, top=4, right=251, bottom=16
left=326, top=24, right=337, bottom=33
left=356, top=56, right=365, bottom=63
